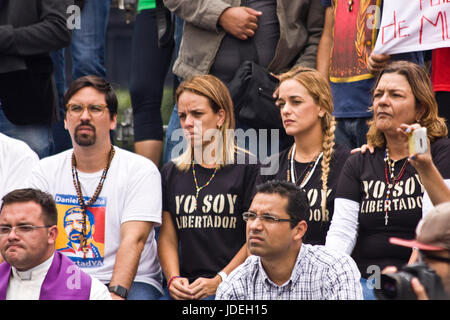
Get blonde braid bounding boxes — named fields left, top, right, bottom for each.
left=320, top=115, right=336, bottom=222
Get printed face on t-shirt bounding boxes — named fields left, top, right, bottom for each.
left=373, top=73, right=422, bottom=134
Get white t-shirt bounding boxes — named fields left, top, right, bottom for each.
left=28, top=146, right=163, bottom=293
left=0, top=132, right=39, bottom=197
left=6, top=254, right=111, bottom=300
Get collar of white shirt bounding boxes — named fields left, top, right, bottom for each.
left=11, top=254, right=54, bottom=281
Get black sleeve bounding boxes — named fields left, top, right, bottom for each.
left=161, top=161, right=175, bottom=212
left=335, top=154, right=362, bottom=202
left=242, top=163, right=260, bottom=212
left=0, top=0, right=72, bottom=55
left=431, top=138, right=450, bottom=179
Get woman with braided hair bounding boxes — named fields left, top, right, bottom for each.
left=257, top=66, right=350, bottom=245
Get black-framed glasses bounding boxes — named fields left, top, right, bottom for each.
left=0, top=225, right=53, bottom=237
left=242, top=211, right=298, bottom=223
left=66, top=104, right=108, bottom=117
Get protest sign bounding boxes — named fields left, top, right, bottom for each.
left=374, top=0, right=450, bottom=54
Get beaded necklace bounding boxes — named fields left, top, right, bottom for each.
left=287, top=144, right=322, bottom=189
left=348, top=0, right=354, bottom=12
left=383, top=148, right=408, bottom=226
left=71, top=145, right=115, bottom=259
left=192, top=160, right=218, bottom=211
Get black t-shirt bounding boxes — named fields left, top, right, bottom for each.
left=257, top=144, right=351, bottom=245
left=161, top=155, right=259, bottom=282
left=336, top=138, right=450, bottom=276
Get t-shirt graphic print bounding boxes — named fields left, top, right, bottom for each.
left=55, top=194, right=106, bottom=268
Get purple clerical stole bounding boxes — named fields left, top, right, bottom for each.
left=0, top=251, right=92, bottom=300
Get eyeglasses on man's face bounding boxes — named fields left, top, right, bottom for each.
left=0, top=225, right=53, bottom=237
left=242, top=211, right=298, bottom=223
left=66, top=104, right=108, bottom=117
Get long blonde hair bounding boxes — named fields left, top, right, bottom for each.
left=278, top=66, right=337, bottom=220
left=367, top=60, right=448, bottom=147
left=172, top=75, right=237, bottom=171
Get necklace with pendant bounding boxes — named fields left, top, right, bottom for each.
left=192, top=160, right=218, bottom=211
left=383, top=148, right=408, bottom=226
left=287, top=144, right=322, bottom=189
left=71, top=145, right=115, bottom=259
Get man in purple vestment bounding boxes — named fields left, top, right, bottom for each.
left=0, top=188, right=110, bottom=300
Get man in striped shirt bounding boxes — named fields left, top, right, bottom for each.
left=216, top=180, right=363, bottom=300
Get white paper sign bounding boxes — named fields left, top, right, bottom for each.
left=374, top=0, right=450, bottom=54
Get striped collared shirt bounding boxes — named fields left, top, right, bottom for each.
left=216, top=244, right=363, bottom=300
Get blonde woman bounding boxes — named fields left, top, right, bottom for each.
left=158, top=75, right=258, bottom=300
left=257, top=66, right=350, bottom=245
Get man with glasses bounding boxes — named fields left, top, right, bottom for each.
left=0, top=188, right=111, bottom=300
left=216, top=180, right=363, bottom=300
left=385, top=201, right=450, bottom=300
left=28, top=76, right=163, bottom=300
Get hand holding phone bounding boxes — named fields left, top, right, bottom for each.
left=408, top=127, right=428, bottom=155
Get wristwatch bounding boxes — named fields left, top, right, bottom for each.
left=108, top=284, right=128, bottom=299
left=217, top=271, right=228, bottom=282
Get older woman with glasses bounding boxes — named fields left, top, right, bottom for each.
left=325, top=61, right=450, bottom=299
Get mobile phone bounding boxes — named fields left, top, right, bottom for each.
left=408, top=127, right=428, bottom=154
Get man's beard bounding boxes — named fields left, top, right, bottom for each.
left=74, top=121, right=96, bottom=146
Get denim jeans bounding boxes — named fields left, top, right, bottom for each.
left=159, top=286, right=215, bottom=300
left=334, top=117, right=371, bottom=150
left=0, top=103, right=53, bottom=159
left=127, top=281, right=163, bottom=300
left=360, top=277, right=376, bottom=300
left=107, top=281, right=162, bottom=300
left=162, top=104, right=184, bottom=164
left=50, top=0, right=111, bottom=154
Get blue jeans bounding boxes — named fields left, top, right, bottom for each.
left=107, top=282, right=162, bottom=300
left=162, top=104, right=184, bottom=164
left=159, top=286, right=215, bottom=300
left=50, top=0, right=111, bottom=154
left=0, top=104, right=53, bottom=159
left=360, top=278, right=376, bottom=300
left=334, top=117, right=370, bottom=150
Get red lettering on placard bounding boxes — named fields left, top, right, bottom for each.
left=382, top=11, right=397, bottom=45
left=398, top=20, right=410, bottom=38
left=381, top=11, right=410, bottom=45
left=420, top=11, right=445, bottom=44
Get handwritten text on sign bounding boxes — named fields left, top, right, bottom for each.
left=374, top=0, right=450, bottom=54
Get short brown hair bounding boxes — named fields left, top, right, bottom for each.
left=1, top=188, right=57, bottom=226
left=63, top=75, right=118, bottom=119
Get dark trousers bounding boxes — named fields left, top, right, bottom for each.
left=436, top=91, right=450, bottom=130
left=129, top=9, right=174, bottom=142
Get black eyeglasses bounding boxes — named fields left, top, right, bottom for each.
left=242, top=211, right=298, bottom=223
left=0, top=225, right=53, bottom=237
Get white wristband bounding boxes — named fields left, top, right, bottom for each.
left=218, top=271, right=228, bottom=282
